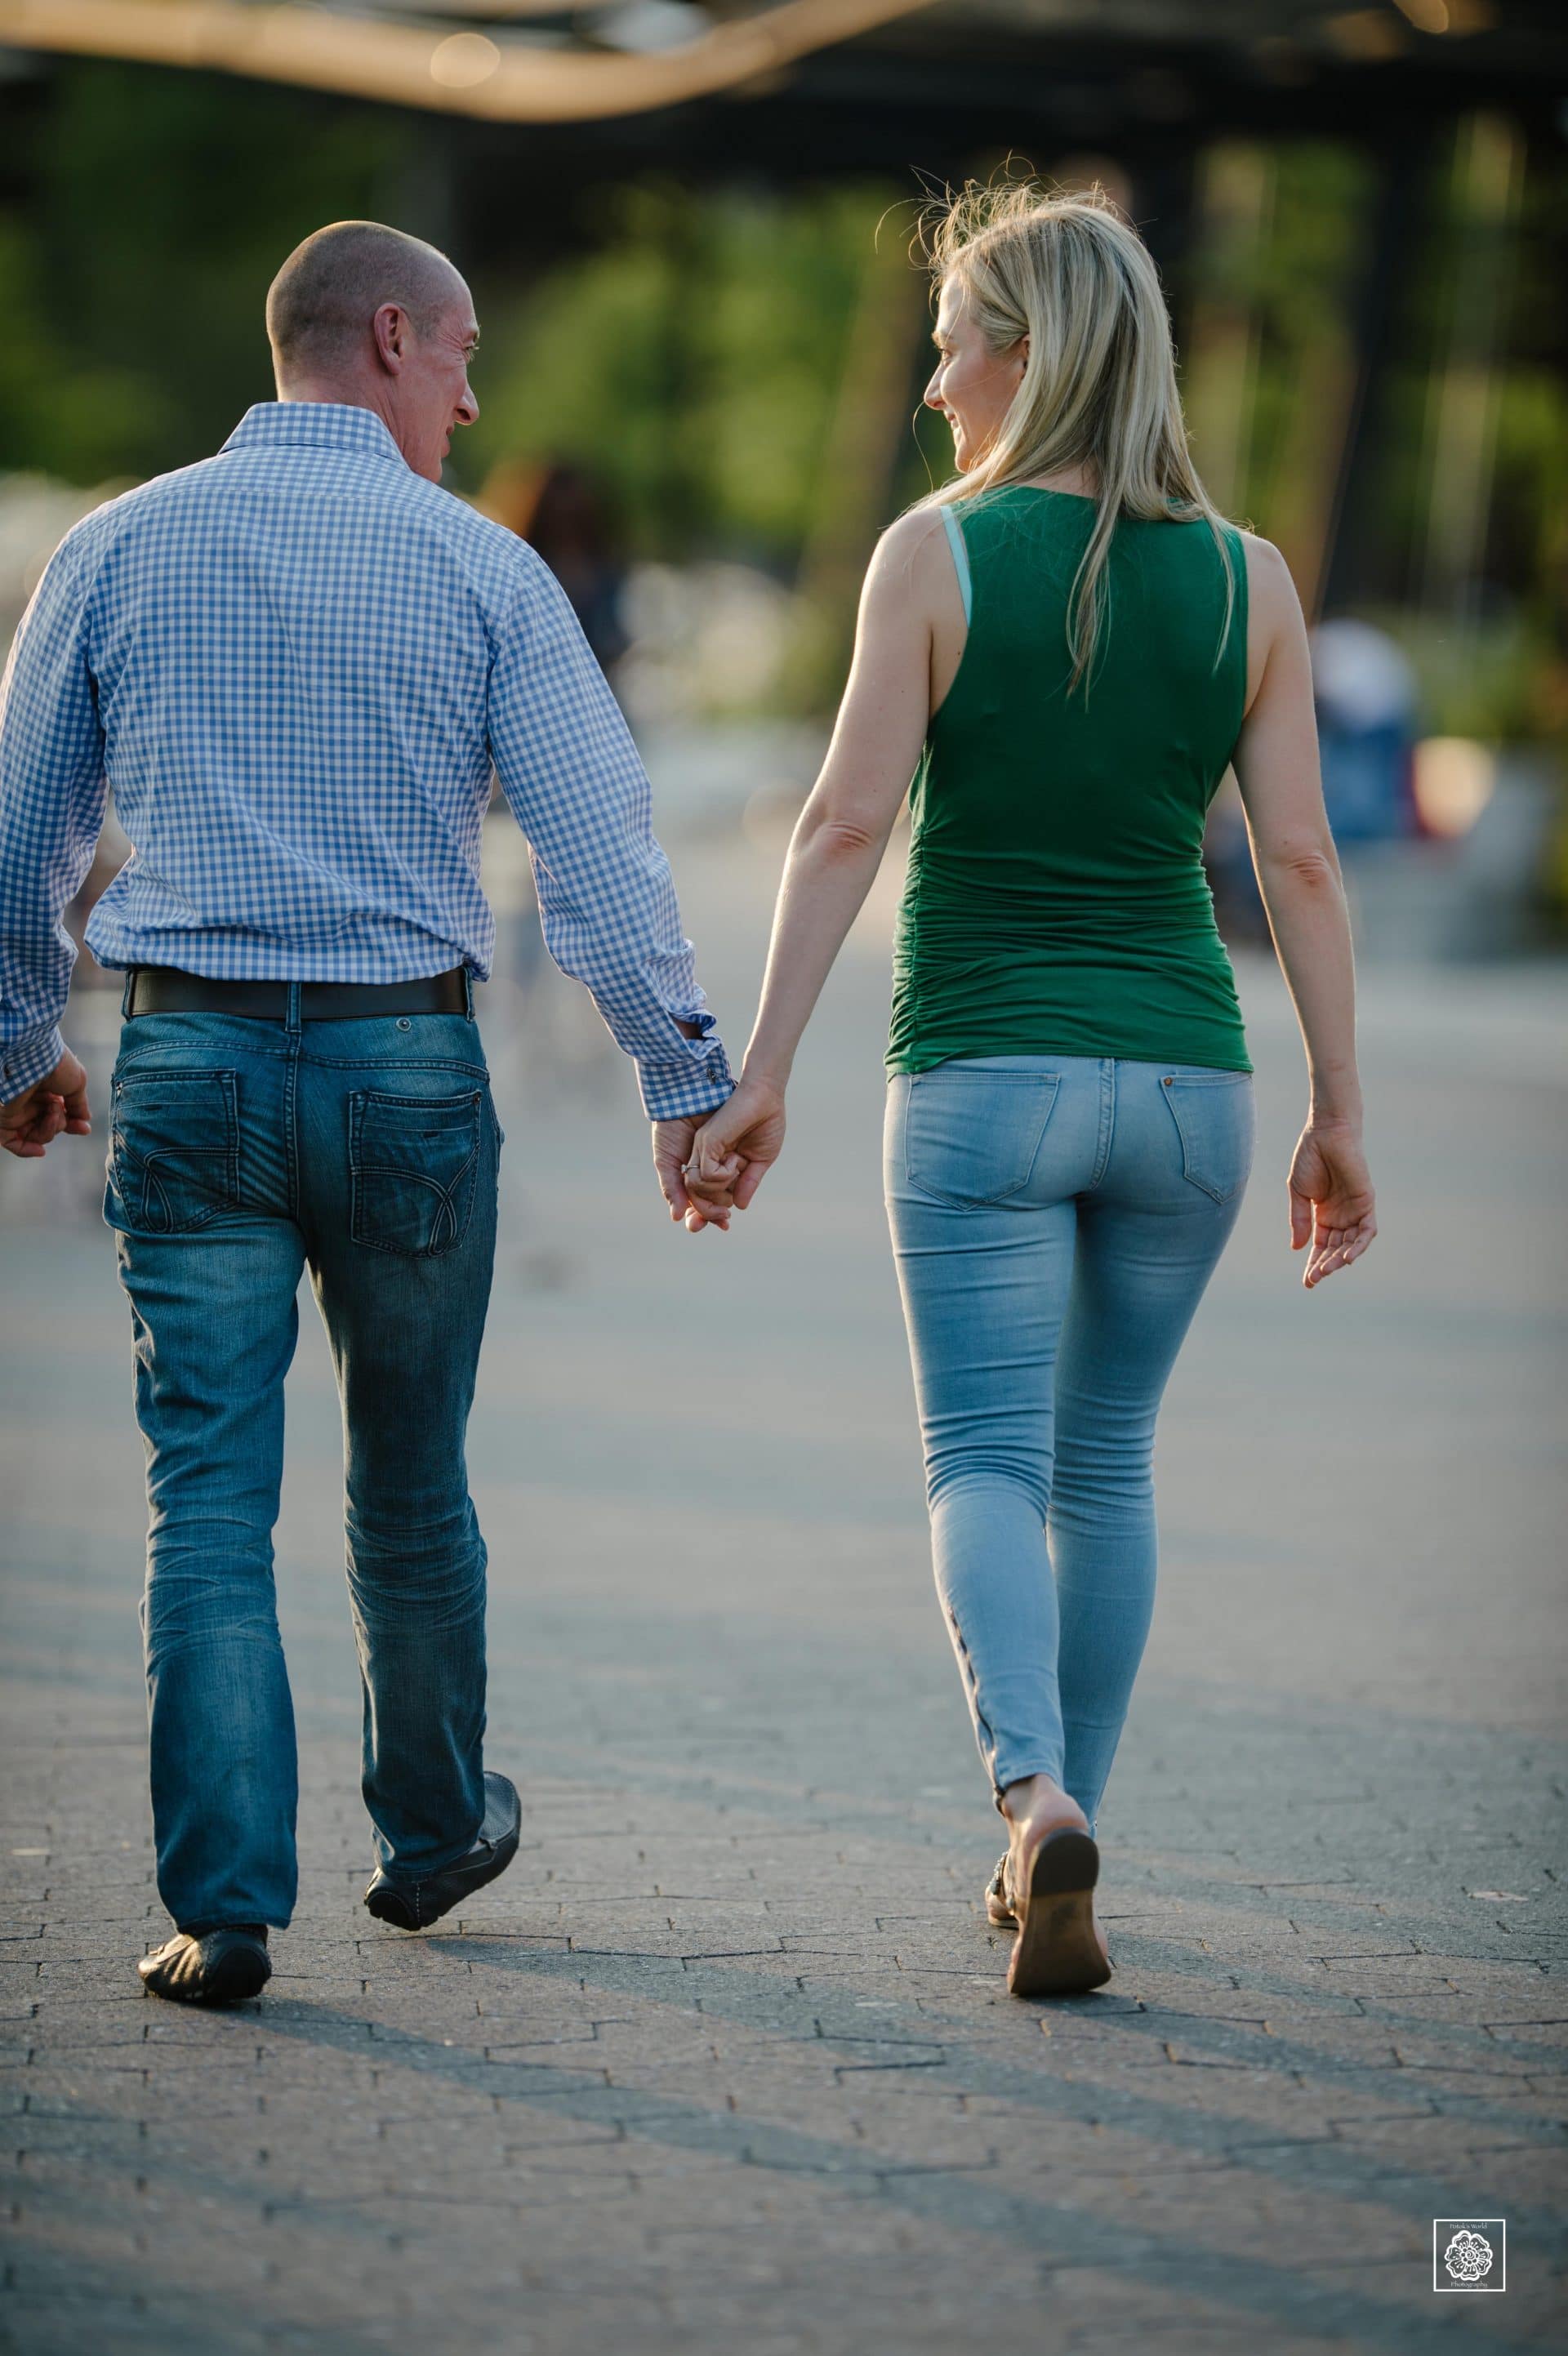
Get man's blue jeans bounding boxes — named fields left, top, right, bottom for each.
left=884, top=1055, right=1254, bottom=1835
left=105, top=995, right=501, bottom=1931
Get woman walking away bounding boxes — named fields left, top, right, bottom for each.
left=687, top=183, right=1377, bottom=1997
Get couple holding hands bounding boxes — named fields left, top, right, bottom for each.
left=0, top=186, right=1374, bottom=2009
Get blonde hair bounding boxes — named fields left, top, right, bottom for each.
left=920, top=180, right=1235, bottom=694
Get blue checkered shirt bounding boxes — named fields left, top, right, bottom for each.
left=0, top=401, right=733, bottom=1120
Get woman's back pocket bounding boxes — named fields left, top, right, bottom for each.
left=902, top=1067, right=1062, bottom=1208
left=1160, top=1071, right=1255, bottom=1204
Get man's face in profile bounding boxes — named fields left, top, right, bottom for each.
left=394, top=289, right=480, bottom=482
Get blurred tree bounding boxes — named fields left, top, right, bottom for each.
left=458, top=179, right=904, bottom=563
left=1181, top=139, right=1373, bottom=612
left=1, top=62, right=403, bottom=481
left=1243, top=143, right=1372, bottom=617
left=0, top=216, right=161, bottom=479
left=1180, top=141, right=1274, bottom=524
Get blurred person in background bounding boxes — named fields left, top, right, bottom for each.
left=478, top=461, right=633, bottom=1013
left=1309, top=615, right=1421, bottom=847
left=689, top=184, right=1378, bottom=2000
left=1203, top=619, right=1420, bottom=946
left=0, top=220, right=733, bottom=2008
left=481, top=458, right=631, bottom=685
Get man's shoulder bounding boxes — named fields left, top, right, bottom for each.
left=402, top=478, right=549, bottom=599
left=222, top=443, right=543, bottom=603
left=52, top=444, right=548, bottom=616
left=40, top=460, right=229, bottom=593
left=54, top=457, right=221, bottom=549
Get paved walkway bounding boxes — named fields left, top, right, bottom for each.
left=2, top=838, right=1565, bottom=2353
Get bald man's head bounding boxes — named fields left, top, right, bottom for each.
left=265, top=220, right=480, bottom=482
left=266, top=221, right=463, bottom=376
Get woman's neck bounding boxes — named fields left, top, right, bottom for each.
left=1011, top=463, right=1098, bottom=499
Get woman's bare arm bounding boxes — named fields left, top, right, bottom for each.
left=1235, top=537, right=1361, bottom=1124
left=1234, top=536, right=1377, bottom=1285
left=688, top=508, right=947, bottom=1208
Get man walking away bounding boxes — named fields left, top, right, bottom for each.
left=0, top=222, right=733, bottom=2004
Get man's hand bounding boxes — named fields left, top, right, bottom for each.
left=652, top=1115, right=733, bottom=1233
left=690, top=1075, right=786, bottom=1214
left=0, top=1049, right=92, bottom=1160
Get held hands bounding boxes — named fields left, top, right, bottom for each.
left=691, top=1074, right=786, bottom=1218
left=653, top=1076, right=787, bottom=1234
left=652, top=1116, right=733, bottom=1232
left=0, top=1049, right=91, bottom=1160
left=1290, top=1116, right=1377, bottom=1288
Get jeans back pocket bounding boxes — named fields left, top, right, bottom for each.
left=106, top=1068, right=240, bottom=1235
left=902, top=1066, right=1062, bottom=1208
left=350, top=1087, right=483, bottom=1257
left=1160, top=1071, right=1255, bottom=1204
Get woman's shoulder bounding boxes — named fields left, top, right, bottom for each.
left=874, top=501, right=956, bottom=570
left=862, top=503, right=966, bottom=618
left=1232, top=529, right=1302, bottom=633
left=1232, top=526, right=1291, bottom=591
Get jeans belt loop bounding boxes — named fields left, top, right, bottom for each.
left=286, top=981, right=301, bottom=1035
left=462, top=967, right=474, bottom=1021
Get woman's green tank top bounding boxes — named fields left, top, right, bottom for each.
left=887, top=486, right=1252, bottom=1077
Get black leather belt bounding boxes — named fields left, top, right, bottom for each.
left=125, top=966, right=470, bottom=1020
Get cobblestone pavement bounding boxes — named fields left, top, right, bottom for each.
left=2, top=839, right=1566, bottom=2353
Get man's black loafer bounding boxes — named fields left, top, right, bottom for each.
left=138, top=1926, right=270, bottom=2005
left=363, top=1770, right=522, bottom=1931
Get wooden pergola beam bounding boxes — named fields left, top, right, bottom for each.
left=0, top=0, right=942, bottom=122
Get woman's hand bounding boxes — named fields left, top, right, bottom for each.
left=1289, top=1118, right=1376, bottom=1288
left=689, top=1075, right=788, bottom=1215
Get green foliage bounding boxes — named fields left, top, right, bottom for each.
left=2, top=61, right=403, bottom=481
left=1366, top=606, right=1561, bottom=745
left=1490, top=367, right=1568, bottom=642
left=458, top=180, right=902, bottom=560
left=0, top=216, right=163, bottom=478
left=461, top=203, right=688, bottom=532
left=1237, top=142, right=1373, bottom=532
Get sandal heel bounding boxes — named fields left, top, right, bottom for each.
left=1007, top=1828, right=1111, bottom=1998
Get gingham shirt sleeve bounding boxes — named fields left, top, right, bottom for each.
left=0, top=530, right=108, bottom=1100
left=487, top=556, right=733, bottom=1123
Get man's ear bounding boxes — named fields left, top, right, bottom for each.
left=372, top=302, right=408, bottom=376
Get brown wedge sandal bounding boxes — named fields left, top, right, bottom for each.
left=1003, top=1828, right=1114, bottom=1997
left=986, top=1855, right=1016, bottom=1928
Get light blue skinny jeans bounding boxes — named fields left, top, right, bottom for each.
left=884, top=1054, right=1254, bottom=1835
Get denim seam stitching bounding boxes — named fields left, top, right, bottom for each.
left=1087, top=1058, right=1115, bottom=1191
left=303, top=1055, right=490, bottom=1077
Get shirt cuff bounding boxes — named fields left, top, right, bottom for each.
left=637, top=1022, right=736, bottom=1123
left=1, top=1025, right=66, bottom=1102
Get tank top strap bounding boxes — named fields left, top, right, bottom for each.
left=939, top=505, right=972, bottom=625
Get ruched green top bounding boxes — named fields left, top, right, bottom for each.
left=887, top=486, right=1252, bottom=1077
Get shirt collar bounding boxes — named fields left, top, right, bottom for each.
left=221, top=402, right=408, bottom=466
